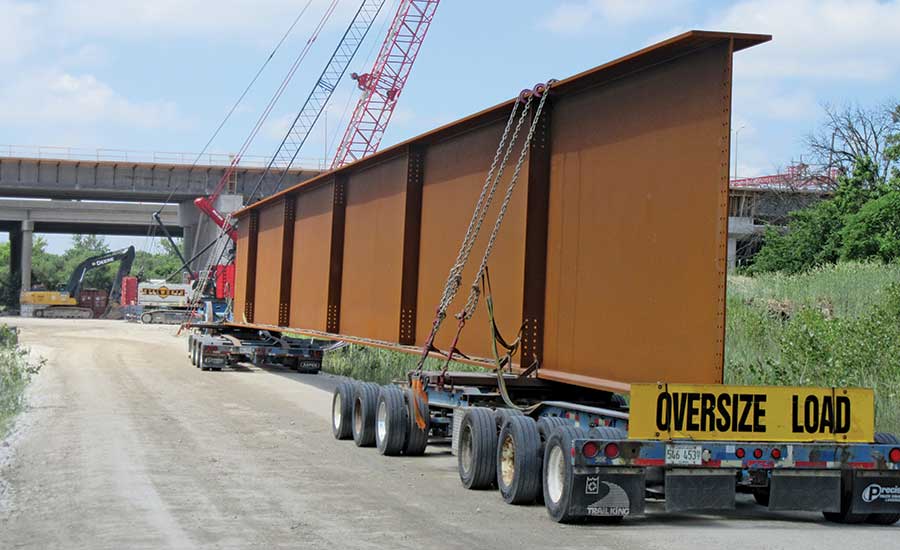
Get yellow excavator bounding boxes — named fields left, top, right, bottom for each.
left=20, top=246, right=135, bottom=319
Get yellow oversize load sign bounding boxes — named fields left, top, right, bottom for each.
left=629, top=383, right=874, bottom=443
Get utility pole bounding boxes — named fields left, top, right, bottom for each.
left=733, top=125, right=746, bottom=180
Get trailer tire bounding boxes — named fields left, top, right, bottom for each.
left=376, top=386, right=407, bottom=456
left=823, top=470, right=868, bottom=524
left=332, top=382, right=356, bottom=440
left=494, top=408, right=524, bottom=430
left=543, top=426, right=588, bottom=523
left=190, top=340, right=197, bottom=366
left=589, top=426, right=627, bottom=440
left=536, top=416, right=569, bottom=443
left=199, top=347, right=210, bottom=371
left=141, top=312, right=153, bottom=324
left=458, top=407, right=497, bottom=490
left=352, top=382, right=379, bottom=447
left=866, top=433, right=900, bottom=525
left=752, top=489, right=770, bottom=507
left=403, top=388, right=429, bottom=456
left=497, top=415, right=543, bottom=504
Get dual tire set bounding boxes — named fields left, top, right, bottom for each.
left=331, top=381, right=429, bottom=456
left=330, top=384, right=626, bottom=523
left=188, top=337, right=224, bottom=372
left=457, top=407, right=626, bottom=522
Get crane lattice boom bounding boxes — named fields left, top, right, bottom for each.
left=257, top=0, right=386, bottom=197
left=331, top=0, right=440, bottom=169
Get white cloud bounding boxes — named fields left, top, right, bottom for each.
left=0, top=70, right=178, bottom=129
left=51, top=0, right=359, bottom=40
left=540, top=0, right=691, bottom=34
left=0, top=1, right=42, bottom=64
left=711, top=0, right=900, bottom=81
left=706, top=0, right=900, bottom=173
left=0, top=1, right=356, bottom=143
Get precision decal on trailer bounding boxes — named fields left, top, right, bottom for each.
left=628, top=383, right=875, bottom=442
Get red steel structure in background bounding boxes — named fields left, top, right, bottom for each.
left=331, top=0, right=440, bottom=168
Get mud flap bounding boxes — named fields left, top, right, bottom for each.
left=850, top=470, right=900, bottom=514
left=572, top=467, right=645, bottom=518
left=665, top=468, right=736, bottom=512
left=769, top=470, right=840, bottom=512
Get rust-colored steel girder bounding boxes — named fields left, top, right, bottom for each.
left=231, top=30, right=771, bottom=394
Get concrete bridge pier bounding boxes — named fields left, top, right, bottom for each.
left=177, top=194, right=243, bottom=274
left=8, top=226, right=22, bottom=289
left=20, top=221, right=33, bottom=292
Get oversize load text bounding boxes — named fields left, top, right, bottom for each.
left=654, top=391, right=852, bottom=434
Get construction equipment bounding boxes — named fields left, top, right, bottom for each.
left=135, top=280, right=194, bottom=324
left=218, top=31, right=900, bottom=525
left=331, top=0, right=440, bottom=168
left=21, top=246, right=135, bottom=319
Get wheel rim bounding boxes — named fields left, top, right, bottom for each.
left=333, top=394, right=342, bottom=430
left=546, top=445, right=566, bottom=504
left=376, top=400, right=388, bottom=443
left=354, top=398, right=363, bottom=435
left=500, top=434, right=516, bottom=487
left=460, top=425, right=473, bottom=475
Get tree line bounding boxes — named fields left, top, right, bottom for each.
left=749, top=102, right=900, bottom=274
left=0, top=235, right=184, bottom=307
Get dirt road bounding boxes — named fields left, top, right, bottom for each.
left=0, top=319, right=896, bottom=549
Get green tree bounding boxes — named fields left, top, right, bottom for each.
left=134, top=238, right=184, bottom=282
left=31, top=237, right=66, bottom=290
left=750, top=158, right=883, bottom=274
left=841, top=190, right=900, bottom=262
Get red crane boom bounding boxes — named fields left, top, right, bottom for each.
left=331, top=0, right=440, bottom=168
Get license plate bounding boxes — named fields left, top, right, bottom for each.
left=666, top=445, right=702, bottom=466
left=299, top=361, right=320, bottom=369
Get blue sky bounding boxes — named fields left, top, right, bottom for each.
left=1, top=0, right=899, bottom=253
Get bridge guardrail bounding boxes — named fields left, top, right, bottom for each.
left=0, top=144, right=326, bottom=170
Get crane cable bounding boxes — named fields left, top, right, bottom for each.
left=153, top=0, right=318, bottom=215
left=201, top=0, right=341, bottom=211
left=183, top=0, right=364, bottom=331
left=151, top=0, right=335, bottom=281
left=143, top=0, right=318, bottom=277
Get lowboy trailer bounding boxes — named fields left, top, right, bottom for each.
left=188, top=323, right=331, bottom=373
left=330, top=373, right=899, bottom=524
left=219, top=30, right=900, bottom=525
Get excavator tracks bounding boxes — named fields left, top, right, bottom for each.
left=34, top=307, right=94, bottom=320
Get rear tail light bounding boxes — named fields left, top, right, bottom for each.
left=890, top=448, right=900, bottom=463
left=735, top=447, right=745, bottom=459
left=753, top=448, right=763, bottom=459
left=582, top=442, right=600, bottom=458
left=771, top=448, right=782, bottom=460
left=604, top=442, right=620, bottom=459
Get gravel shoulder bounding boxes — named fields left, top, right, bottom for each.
left=0, top=318, right=896, bottom=549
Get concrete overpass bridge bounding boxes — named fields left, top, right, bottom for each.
left=0, top=147, right=321, bottom=202
left=0, top=199, right=180, bottom=291
left=0, top=146, right=322, bottom=293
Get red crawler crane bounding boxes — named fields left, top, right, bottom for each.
left=331, top=0, right=440, bottom=168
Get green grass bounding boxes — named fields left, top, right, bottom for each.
left=0, top=325, right=40, bottom=436
left=729, top=262, right=900, bottom=318
left=322, top=344, right=481, bottom=385
left=726, top=261, right=900, bottom=434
